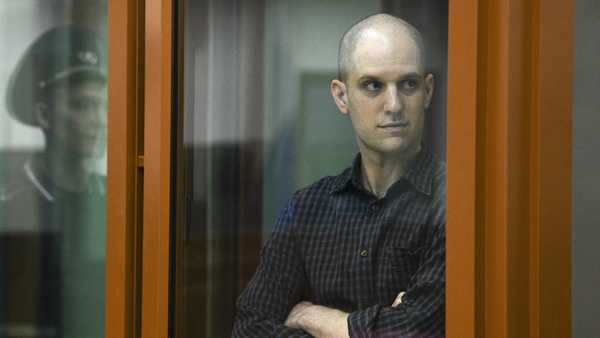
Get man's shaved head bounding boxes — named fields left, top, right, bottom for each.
left=337, top=13, right=426, bottom=82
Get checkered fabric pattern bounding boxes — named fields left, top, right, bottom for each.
left=233, top=147, right=446, bottom=338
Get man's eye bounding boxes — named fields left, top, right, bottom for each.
left=400, top=79, right=419, bottom=91
left=70, top=99, right=104, bottom=112
left=364, top=81, right=382, bottom=92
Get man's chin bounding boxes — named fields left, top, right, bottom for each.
left=375, top=140, right=411, bottom=154
left=372, top=142, right=422, bottom=158
left=358, top=136, right=421, bottom=157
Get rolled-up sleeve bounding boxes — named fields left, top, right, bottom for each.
left=232, top=198, right=313, bottom=338
left=347, top=223, right=445, bottom=338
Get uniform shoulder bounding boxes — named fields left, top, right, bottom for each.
left=0, top=167, right=37, bottom=203
left=88, top=173, right=107, bottom=196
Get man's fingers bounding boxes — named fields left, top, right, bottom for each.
left=392, top=292, right=406, bottom=307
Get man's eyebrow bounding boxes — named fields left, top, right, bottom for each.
left=357, top=72, right=422, bottom=82
left=357, top=75, right=379, bottom=82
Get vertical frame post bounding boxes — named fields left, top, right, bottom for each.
left=446, top=0, right=480, bottom=337
left=141, top=0, right=174, bottom=337
left=447, top=0, right=573, bottom=337
left=106, top=0, right=144, bottom=337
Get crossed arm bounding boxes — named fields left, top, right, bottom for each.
left=284, top=301, right=350, bottom=338
left=232, top=200, right=445, bottom=338
left=283, top=292, right=406, bottom=338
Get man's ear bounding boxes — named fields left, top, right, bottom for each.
left=424, top=73, right=434, bottom=109
left=330, top=79, right=349, bottom=115
left=34, top=102, right=50, bottom=130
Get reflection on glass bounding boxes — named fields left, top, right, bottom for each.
left=0, top=2, right=107, bottom=338
left=175, top=1, right=447, bottom=337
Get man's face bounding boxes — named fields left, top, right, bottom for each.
left=332, top=29, right=433, bottom=158
left=44, top=78, right=108, bottom=158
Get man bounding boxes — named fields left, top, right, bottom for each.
left=233, top=13, right=445, bottom=338
left=0, top=26, right=107, bottom=338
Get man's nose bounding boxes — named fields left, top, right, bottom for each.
left=82, top=106, right=107, bottom=129
left=383, top=86, right=403, bottom=114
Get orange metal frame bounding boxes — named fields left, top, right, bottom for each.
left=106, top=0, right=144, bottom=337
left=140, top=0, right=174, bottom=337
left=106, top=0, right=574, bottom=337
left=446, top=0, right=479, bottom=336
left=447, top=0, right=573, bottom=337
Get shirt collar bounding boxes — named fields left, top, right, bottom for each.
left=329, top=145, right=437, bottom=197
left=23, top=158, right=106, bottom=202
left=24, top=160, right=56, bottom=202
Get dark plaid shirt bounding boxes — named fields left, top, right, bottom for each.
left=233, top=147, right=446, bottom=338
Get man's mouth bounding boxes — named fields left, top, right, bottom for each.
left=379, top=122, right=409, bottom=128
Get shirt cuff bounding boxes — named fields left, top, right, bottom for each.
left=347, top=305, right=381, bottom=338
left=276, top=326, right=314, bottom=338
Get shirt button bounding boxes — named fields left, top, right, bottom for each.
left=360, top=250, right=369, bottom=257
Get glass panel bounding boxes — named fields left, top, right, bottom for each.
left=175, top=1, right=447, bottom=337
left=572, top=0, right=600, bottom=336
left=0, top=2, right=108, bottom=338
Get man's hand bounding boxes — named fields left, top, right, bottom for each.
left=285, top=301, right=349, bottom=338
left=392, top=291, right=406, bottom=307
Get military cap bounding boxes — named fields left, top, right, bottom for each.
left=5, top=25, right=107, bottom=127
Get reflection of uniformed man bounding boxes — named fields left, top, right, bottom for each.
left=0, top=26, right=107, bottom=338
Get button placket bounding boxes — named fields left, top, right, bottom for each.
left=368, top=200, right=380, bottom=213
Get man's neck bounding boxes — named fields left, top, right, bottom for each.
left=359, top=145, right=421, bottom=198
left=32, top=148, right=93, bottom=193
